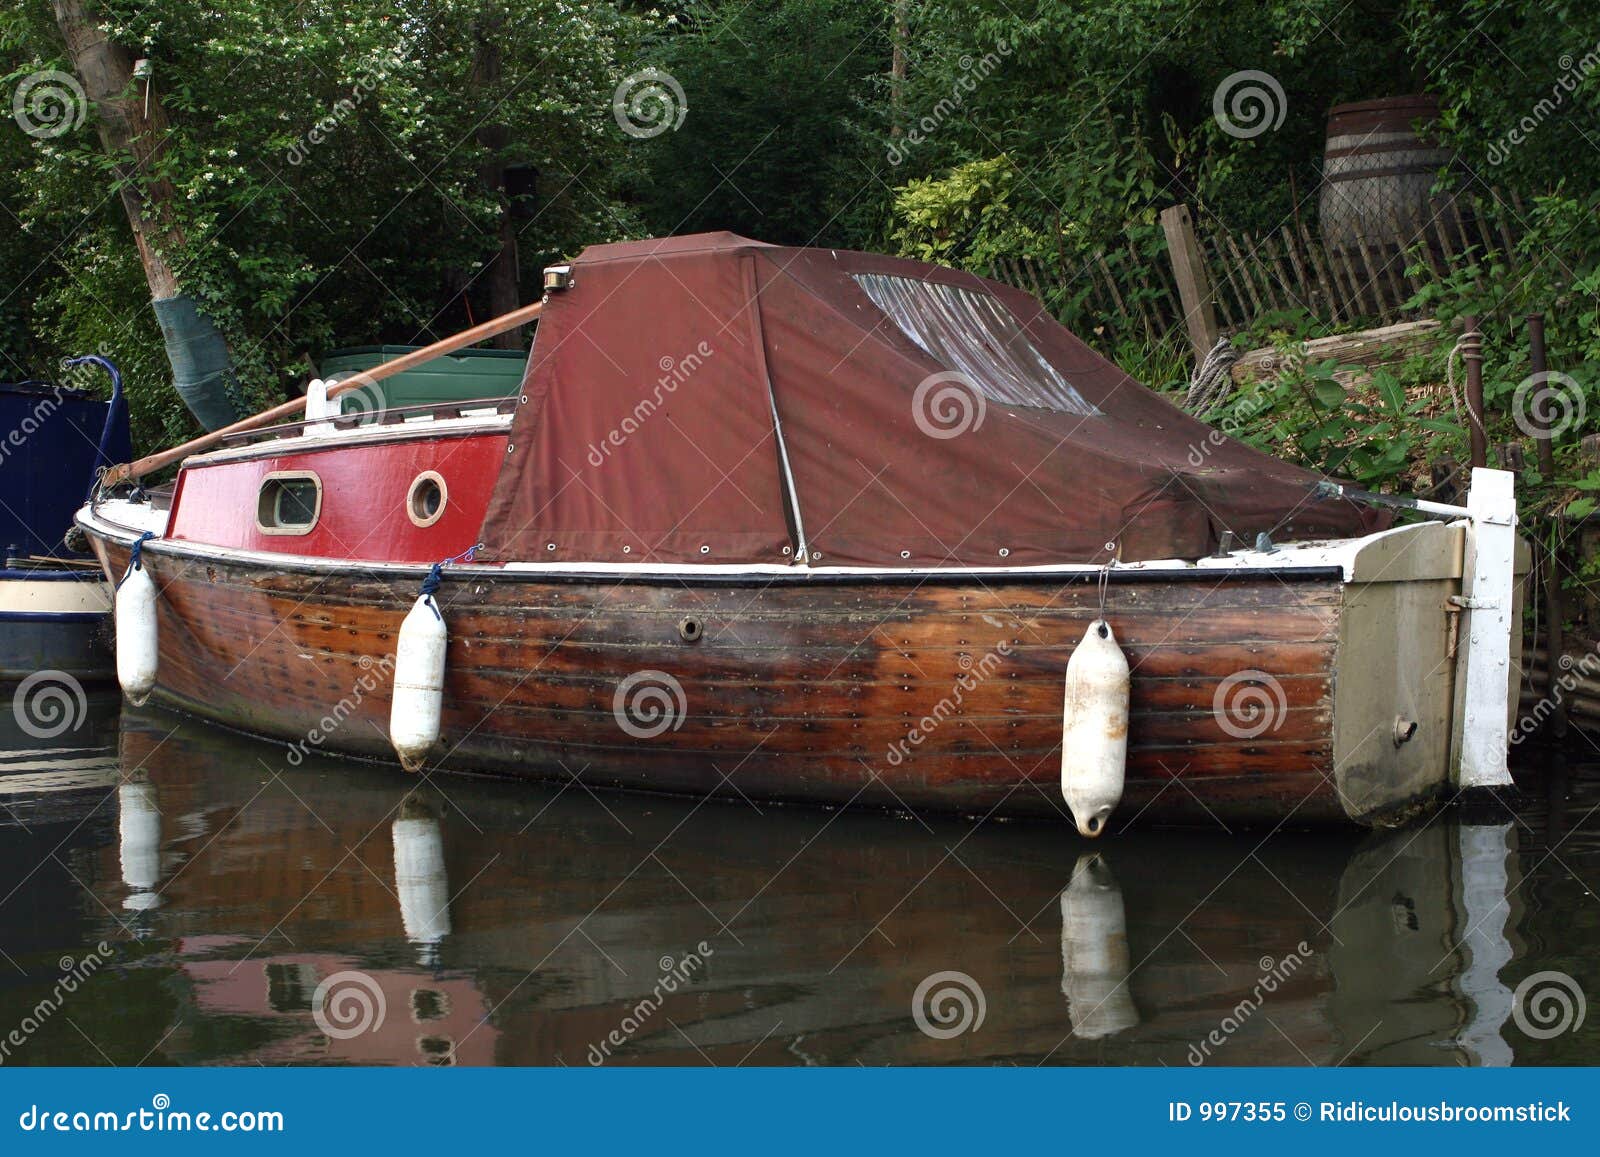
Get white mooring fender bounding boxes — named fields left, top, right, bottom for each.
left=115, top=563, right=159, bottom=707
left=390, top=594, right=447, bottom=772
left=1060, top=619, right=1130, bottom=838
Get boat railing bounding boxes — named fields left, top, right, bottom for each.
left=212, top=395, right=519, bottom=449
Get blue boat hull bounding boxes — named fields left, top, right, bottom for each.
left=0, top=570, right=113, bottom=681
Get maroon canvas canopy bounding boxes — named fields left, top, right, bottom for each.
left=479, top=232, right=1381, bottom=566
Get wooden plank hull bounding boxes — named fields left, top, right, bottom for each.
left=91, top=536, right=1384, bottom=827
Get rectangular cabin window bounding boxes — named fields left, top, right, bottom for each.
left=852, top=272, right=1098, bottom=416
left=256, top=472, right=323, bottom=535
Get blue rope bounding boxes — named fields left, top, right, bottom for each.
left=119, top=531, right=156, bottom=588
left=417, top=544, right=480, bottom=620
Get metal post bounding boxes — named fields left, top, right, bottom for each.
left=1462, top=316, right=1487, bottom=470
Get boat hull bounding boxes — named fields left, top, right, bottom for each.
left=0, top=570, right=113, bottom=681
left=82, top=519, right=1494, bottom=828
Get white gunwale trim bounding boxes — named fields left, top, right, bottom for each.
left=186, top=411, right=513, bottom=469
left=79, top=499, right=1421, bottom=583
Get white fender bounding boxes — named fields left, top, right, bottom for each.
left=390, top=594, right=447, bottom=772
left=1060, top=853, right=1138, bottom=1038
left=115, top=563, right=159, bottom=707
left=1060, top=619, right=1129, bottom=837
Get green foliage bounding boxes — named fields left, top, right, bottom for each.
left=2, top=0, right=644, bottom=443
left=624, top=0, right=889, bottom=246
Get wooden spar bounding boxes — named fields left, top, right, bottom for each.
left=104, top=299, right=543, bottom=484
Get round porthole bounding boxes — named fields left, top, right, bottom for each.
left=407, top=471, right=448, bottom=528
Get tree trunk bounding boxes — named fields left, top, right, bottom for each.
left=889, top=0, right=908, bottom=138
left=51, top=0, right=183, bottom=300
left=471, top=5, right=522, bottom=350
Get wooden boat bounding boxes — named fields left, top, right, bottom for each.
left=1, top=362, right=130, bottom=681
left=76, top=233, right=1526, bottom=831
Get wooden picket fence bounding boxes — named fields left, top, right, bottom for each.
left=985, top=188, right=1530, bottom=352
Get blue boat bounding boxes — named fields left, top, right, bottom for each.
left=1, top=358, right=132, bottom=682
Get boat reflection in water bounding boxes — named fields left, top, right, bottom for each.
left=0, top=703, right=1589, bottom=1066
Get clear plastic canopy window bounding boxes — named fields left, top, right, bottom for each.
left=853, top=272, right=1098, bottom=416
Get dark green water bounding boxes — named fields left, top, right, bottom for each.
left=1, top=693, right=1596, bottom=1066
